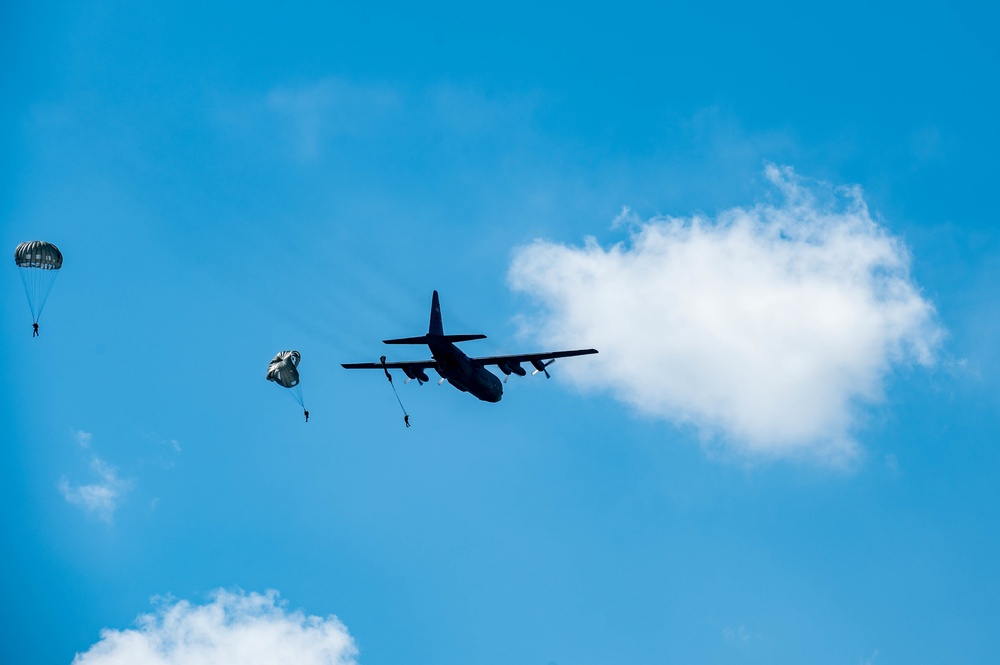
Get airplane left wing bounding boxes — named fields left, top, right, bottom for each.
left=472, top=348, right=598, bottom=378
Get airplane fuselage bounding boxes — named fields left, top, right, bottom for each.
left=428, top=337, right=503, bottom=402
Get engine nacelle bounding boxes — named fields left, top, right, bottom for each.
left=402, top=366, right=430, bottom=384
left=501, top=362, right=526, bottom=376
left=530, top=358, right=554, bottom=378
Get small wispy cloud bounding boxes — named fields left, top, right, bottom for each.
left=265, top=78, right=400, bottom=160
left=861, top=648, right=880, bottom=665
left=216, top=76, right=544, bottom=171
left=509, top=165, right=943, bottom=465
left=59, top=457, right=131, bottom=523
left=723, top=625, right=751, bottom=643
left=611, top=205, right=642, bottom=230
left=74, top=430, right=93, bottom=449
left=144, top=431, right=182, bottom=454
left=72, top=589, right=358, bottom=665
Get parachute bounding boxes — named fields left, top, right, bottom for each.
left=14, top=241, right=63, bottom=325
left=266, top=350, right=305, bottom=409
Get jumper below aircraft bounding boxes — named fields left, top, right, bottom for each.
left=342, top=291, right=598, bottom=403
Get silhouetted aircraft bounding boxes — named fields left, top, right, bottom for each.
left=342, top=291, right=598, bottom=403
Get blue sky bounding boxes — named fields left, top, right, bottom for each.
left=3, top=1, right=1000, bottom=663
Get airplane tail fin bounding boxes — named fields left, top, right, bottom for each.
left=429, top=290, right=444, bottom=336
left=381, top=291, right=487, bottom=345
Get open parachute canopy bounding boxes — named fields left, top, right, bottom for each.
left=266, top=350, right=304, bottom=408
left=14, top=241, right=63, bottom=324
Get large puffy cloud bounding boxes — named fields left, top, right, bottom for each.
left=508, top=165, right=941, bottom=463
left=73, top=589, right=357, bottom=665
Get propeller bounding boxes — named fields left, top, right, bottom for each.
left=531, top=359, right=555, bottom=379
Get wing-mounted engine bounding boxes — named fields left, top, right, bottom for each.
left=497, top=361, right=527, bottom=383
left=402, top=366, right=431, bottom=385
left=530, top=358, right=556, bottom=379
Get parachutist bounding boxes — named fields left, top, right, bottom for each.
left=266, top=350, right=306, bottom=415
left=14, top=241, right=63, bottom=330
left=379, top=355, right=410, bottom=419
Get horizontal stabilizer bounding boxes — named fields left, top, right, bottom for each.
left=383, top=333, right=487, bottom=345
left=382, top=335, right=432, bottom=345
left=437, top=334, right=487, bottom=343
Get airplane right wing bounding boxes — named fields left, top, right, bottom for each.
left=341, top=360, right=436, bottom=370
left=341, top=359, right=438, bottom=384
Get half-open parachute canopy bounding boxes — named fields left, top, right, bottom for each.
left=14, top=241, right=63, bottom=323
left=267, top=350, right=304, bottom=407
left=267, top=350, right=301, bottom=387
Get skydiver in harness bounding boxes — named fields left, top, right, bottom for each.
left=381, top=356, right=411, bottom=428
left=304, top=409, right=309, bottom=423
left=32, top=323, right=39, bottom=337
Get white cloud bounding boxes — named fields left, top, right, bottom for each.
left=508, top=165, right=942, bottom=464
left=73, top=589, right=357, bottom=665
left=59, top=457, right=131, bottom=523
left=147, top=432, right=182, bottom=454
left=74, top=430, right=93, bottom=448
left=265, top=78, right=400, bottom=159
left=723, top=625, right=751, bottom=643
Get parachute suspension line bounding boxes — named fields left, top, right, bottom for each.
left=381, top=356, right=410, bottom=427
left=18, top=270, right=37, bottom=322
left=275, top=384, right=303, bottom=409
left=282, top=384, right=304, bottom=409
left=18, top=267, right=59, bottom=323
left=34, top=270, right=59, bottom=322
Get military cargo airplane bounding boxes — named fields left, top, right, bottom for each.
left=342, top=291, right=598, bottom=403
